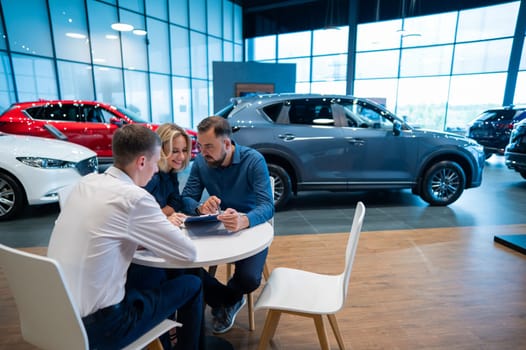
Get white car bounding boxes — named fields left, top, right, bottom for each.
left=0, top=131, right=98, bottom=220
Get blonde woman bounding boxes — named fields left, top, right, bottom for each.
left=143, top=123, right=192, bottom=226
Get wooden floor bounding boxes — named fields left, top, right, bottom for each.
left=2, top=224, right=526, bottom=350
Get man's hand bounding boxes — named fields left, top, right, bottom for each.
left=168, top=212, right=187, bottom=227
left=198, top=196, right=221, bottom=214
left=217, top=208, right=249, bottom=232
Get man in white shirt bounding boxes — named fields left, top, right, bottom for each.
left=48, top=124, right=202, bottom=350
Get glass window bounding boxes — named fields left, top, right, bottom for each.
left=208, top=37, right=223, bottom=80
left=312, top=54, right=347, bottom=81
left=27, top=104, right=81, bottom=122
left=0, top=53, right=15, bottom=110
left=278, top=31, right=311, bottom=58
left=246, top=35, right=276, bottom=61
left=49, top=0, right=91, bottom=63
left=296, top=82, right=310, bottom=93
left=234, top=3, right=242, bottom=44
left=147, top=18, right=170, bottom=74
left=339, top=99, right=392, bottom=129
left=313, top=27, right=349, bottom=55
left=191, top=79, right=209, bottom=126
left=396, top=76, right=450, bottom=130
left=520, top=39, right=526, bottom=70
left=447, top=73, right=507, bottom=130
left=57, top=61, right=94, bottom=100
left=456, top=2, right=520, bottom=42
left=170, top=0, right=188, bottom=27
left=0, top=8, right=7, bottom=50
left=124, top=70, right=150, bottom=121
left=310, top=81, right=346, bottom=95
left=353, top=78, right=398, bottom=112
left=356, top=19, right=402, bottom=51
left=2, top=0, right=53, bottom=56
left=453, top=39, right=512, bottom=74
left=234, top=43, right=243, bottom=61
left=189, top=0, right=206, bottom=32
left=171, top=25, right=190, bottom=77
left=172, top=76, right=191, bottom=127
left=278, top=57, right=310, bottom=82
left=93, top=66, right=124, bottom=106
left=119, top=0, right=144, bottom=13
left=190, top=32, right=208, bottom=79
left=355, top=50, right=400, bottom=79
left=514, top=71, right=526, bottom=105
left=87, top=1, right=122, bottom=68
left=224, top=41, right=233, bottom=61
left=400, top=45, right=453, bottom=77
left=288, top=99, right=336, bottom=126
left=120, top=9, right=148, bottom=71
left=150, top=73, right=171, bottom=124
left=146, top=0, right=167, bottom=21
left=223, top=0, right=233, bottom=41
left=207, top=0, right=222, bottom=37
left=400, top=12, right=457, bottom=48
left=12, top=55, right=57, bottom=101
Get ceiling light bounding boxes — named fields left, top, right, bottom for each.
left=111, top=22, right=134, bottom=32
left=132, top=29, right=147, bottom=36
left=105, top=34, right=119, bottom=40
left=65, top=32, right=87, bottom=39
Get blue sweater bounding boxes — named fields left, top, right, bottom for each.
left=144, top=171, right=183, bottom=212
left=182, top=143, right=274, bottom=227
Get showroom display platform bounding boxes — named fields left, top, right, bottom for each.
left=494, top=234, right=526, bottom=255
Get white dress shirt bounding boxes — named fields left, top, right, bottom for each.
left=47, top=166, right=197, bottom=317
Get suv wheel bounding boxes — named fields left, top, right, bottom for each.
left=268, top=163, right=292, bottom=211
left=420, top=161, right=466, bottom=206
left=0, top=172, right=26, bottom=221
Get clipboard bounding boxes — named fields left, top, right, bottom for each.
left=184, top=214, right=219, bottom=224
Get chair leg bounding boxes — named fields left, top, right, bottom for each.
left=208, top=265, right=218, bottom=277
left=226, top=263, right=233, bottom=280
left=327, top=314, right=345, bottom=350
left=313, top=314, right=330, bottom=350
left=248, top=292, right=255, bottom=331
left=145, top=338, right=164, bottom=350
left=257, top=310, right=282, bottom=350
left=263, top=262, right=270, bottom=280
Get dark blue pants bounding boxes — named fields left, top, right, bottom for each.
left=83, top=265, right=202, bottom=350
left=200, top=248, right=268, bottom=307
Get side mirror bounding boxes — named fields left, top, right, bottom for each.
left=110, top=117, right=125, bottom=127
left=393, top=120, right=402, bottom=136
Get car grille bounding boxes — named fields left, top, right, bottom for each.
left=76, top=156, right=98, bottom=175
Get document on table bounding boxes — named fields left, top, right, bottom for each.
left=184, top=215, right=229, bottom=236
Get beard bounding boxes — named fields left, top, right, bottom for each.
left=204, top=150, right=227, bottom=168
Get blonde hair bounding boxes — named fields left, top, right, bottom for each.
left=156, top=123, right=191, bottom=173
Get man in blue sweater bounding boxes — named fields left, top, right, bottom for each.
left=182, top=116, right=274, bottom=334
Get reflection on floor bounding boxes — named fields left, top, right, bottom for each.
left=2, top=156, right=525, bottom=247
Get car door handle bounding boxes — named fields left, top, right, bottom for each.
left=346, top=138, right=365, bottom=146
left=278, top=133, right=295, bottom=141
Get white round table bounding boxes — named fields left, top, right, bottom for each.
left=133, top=221, right=274, bottom=268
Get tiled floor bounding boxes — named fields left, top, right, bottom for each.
left=1, top=156, right=526, bottom=248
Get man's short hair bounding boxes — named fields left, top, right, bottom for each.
left=112, top=124, right=161, bottom=167
left=197, top=116, right=232, bottom=138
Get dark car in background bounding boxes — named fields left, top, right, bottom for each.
left=217, top=93, right=485, bottom=210
left=467, top=106, right=526, bottom=159
left=504, top=118, right=526, bottom=179
left=0, top=100, right=199, bottom=166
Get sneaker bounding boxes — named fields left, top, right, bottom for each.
left=212, top=296, right=246, bottom=334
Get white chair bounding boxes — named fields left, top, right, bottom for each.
left=0, top=243, right=180, bottom=350
left=254, top=201, right=366, bottom=350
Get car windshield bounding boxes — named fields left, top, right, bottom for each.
left=114, top=106, right=149, bottom=123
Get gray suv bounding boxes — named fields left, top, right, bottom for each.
left=216, top=94, right=485, bottom=210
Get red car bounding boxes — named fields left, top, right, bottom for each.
left=0, top=100, right=198, bottom=165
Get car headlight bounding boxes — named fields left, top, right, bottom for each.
left=16, top=157, right=77, bottom=169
